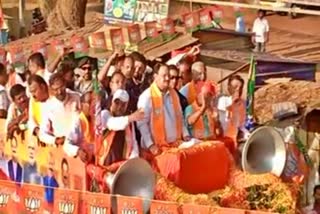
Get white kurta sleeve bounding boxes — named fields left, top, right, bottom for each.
left=100, top=110, right=129, bottom=131
left=28, top=99, right=37, bottom=135
left=63, top=119, right=81, bottom=157
left=252, top=19, right=258, bottom=34
left=129, top=125, right=139, bottom=159
left=136, top=90, right=154, bottom=149
left=264, top=19, right=270, bottom=32
left=38, top=107, right=56, bottom=145
left=166, top=53, right=187, bottom=66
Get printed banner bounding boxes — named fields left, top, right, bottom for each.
left=8, top=46, right=25, bottom=67
left=88, top=32, right=107, bottom=53
left=135, top=0, right=170, bottom=22
left=70, top=35, right=89, bottom=59
left=0, top=180, right=18, bottom=212
left=50, top=39, right=64, bottom=57
left=84, top=192, right=111, bottom=214
left=150, top=200, right=179, bottom=214
left=21, top=183, right=45, bottom=213
left=54, top=188, right=80, bottom=214
left=32, top=42, right=48, bottom=59
left=117, top=195, right=143, bottom=214
left=181, top=203, right=211, bottom=213
left=183, top=11, right=200, bottom=33
left=161, top=18, right=175, bottom=35
left=110, top=28, right=125, bottom=51
left=199, top=8, right=213, bottom=29
left=0, top=119, right=86, bottom=214
left=145, top=21, right=159, bottom=38
left=104, top=0, right=137, bottom=22
left=127, top=24, right=142, bottom=45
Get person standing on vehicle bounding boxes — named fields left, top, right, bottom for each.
left=252, top=10, right=269, bottom=52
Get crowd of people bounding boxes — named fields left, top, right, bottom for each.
left=0, top=44, right=249, bottom=192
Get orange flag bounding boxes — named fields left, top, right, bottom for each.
left=50, top=39, right=64, bottom=56
left=89, top=32, right=107, bottom=51
left=117, top=195, right=143, bottom=214
left=183, top=11, right=200, bottom=32
left=150, top=200, right=179, bottom=214
left=84, top=192, right=111, bottom=214
left=145, top=21, right=159, bottom=38
left=0, top=180, right=18, bottom=213
left=54, top=188, right=80, bottom=214
left=32, top=42, right=48, bottom=59
left=181, top=203, right=211, bottom=214
left=8, top=46, right=25, bottom=65
left=21, top=183, right=45, bottom=214
left=127, top=24, right=141, bottom=45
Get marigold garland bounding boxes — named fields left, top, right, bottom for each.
left=154, top=148, right=299, bottom=214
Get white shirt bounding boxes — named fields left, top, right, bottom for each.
left=217, top=95, right=246, bottom=133
left=100, top=110, right=139, bottom=158
left=252, top=17, right=269, bottom=43
left=166, top=53, right=187, bottom=66
left=5, top=103, right=26, bottom=133
left=0, top=85, right=9, bottom=111
left=137, top=87, right=189, bottom=149
left=39, top=92, right=81, bottom=157
left=37, top=68, right=52, bottom=84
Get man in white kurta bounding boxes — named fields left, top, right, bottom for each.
left=137, top=64, right=189, bottom=155
left=252, top=10, right=269, bottom=52
left=39, top=73, right=83, bottom=157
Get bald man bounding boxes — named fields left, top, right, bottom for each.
left=179, top=61, right=207, bottom=104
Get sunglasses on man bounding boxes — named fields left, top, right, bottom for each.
left=170, top=76, right=181, bottom=80
left=81, top=65, right=91, bottom=71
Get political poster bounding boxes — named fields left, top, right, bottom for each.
left=0, top=119, right=86, bottom=214
left=104, top=0, right=137, bottom=22
left=134, top=0, right=170, bottom=22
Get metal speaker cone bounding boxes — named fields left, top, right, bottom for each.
left=241, top=126, right=287, bottom=177
left=106, top=158, right=156, bottom=214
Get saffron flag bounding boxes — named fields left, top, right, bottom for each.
left=245, top=54, right=256, bottom=131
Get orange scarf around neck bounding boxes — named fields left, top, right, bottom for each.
left=150, top=83, right=182, bottom=147
left=191, top=102, right=216, bottom=140
left=187, top=81, right=197, bottom=104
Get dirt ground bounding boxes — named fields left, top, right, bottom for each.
left=4, top=1, right=320, bottom=63
left=169, top=1, right=320, bottom=62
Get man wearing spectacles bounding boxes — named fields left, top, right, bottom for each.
left=74, top=57, right=93, bottom=94
left=168, top=65, right=188, bottom=112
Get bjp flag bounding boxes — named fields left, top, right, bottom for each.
left=150, top=200, right=179, bottom=214
left=116, top=195, right=143, bottom=214
left=84, top=192, right=111, bottom=214
left=20, top=183, right=45, bottom=214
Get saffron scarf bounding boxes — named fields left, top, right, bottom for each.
left=191, top=102, right=216, bottom=140
left=150, top=83, right=182, bottom=147
left=97, top=125, right=133, bottom=167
